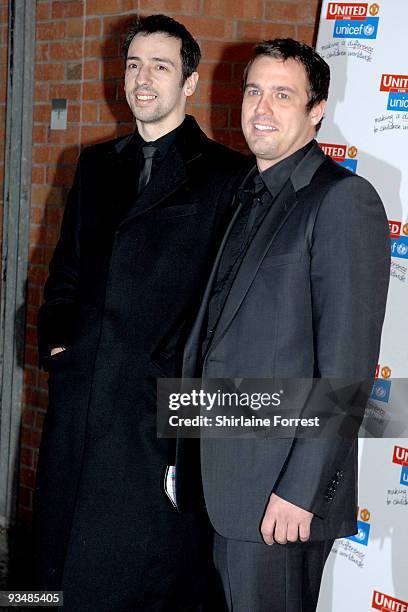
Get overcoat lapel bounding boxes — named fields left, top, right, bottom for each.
left=119, top=146, right=191, bottom=225
left=182, top=164, right=257, bottom=374
left=110, top=116, right=206, bottom=227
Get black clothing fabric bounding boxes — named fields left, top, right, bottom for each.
left=33, top=115, right=248, bottom=610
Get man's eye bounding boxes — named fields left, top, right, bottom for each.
left=247, top=89, right=260, bottom=96
left=156, top=65, right=168, bottom=71
left=127, top=63, right=138, bottom=70
left=277, top=92, right=289, bottom=100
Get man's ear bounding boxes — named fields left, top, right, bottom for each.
left=310, top=100, right=326, bottom=127
left=183, top=72, right=199, bottom=98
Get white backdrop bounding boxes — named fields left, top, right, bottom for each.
left=315, top=2, right=408, bottom=610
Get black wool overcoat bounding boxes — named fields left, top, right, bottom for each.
left=33, top=115, right=247, bottom=610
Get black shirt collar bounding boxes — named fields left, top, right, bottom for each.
left=257, top=139, right=315, bottom=198
left=133, top=120, right=185, bottom=160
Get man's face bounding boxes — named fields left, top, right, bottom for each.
left=241, top=55, right=325, bottom=171
left=124, top=32, right=198, bottom=138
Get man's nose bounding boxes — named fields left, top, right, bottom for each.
left=136, top=65, right=152, bottom=86
left=255, top=93, right=274, bottom=116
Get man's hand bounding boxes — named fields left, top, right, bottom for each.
left=50, top=347, right=66, bottom=356
left=261, top=493, right=313, bottom=545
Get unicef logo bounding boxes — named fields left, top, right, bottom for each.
left=375, top=386, right=386, bottom=399
left=355, top=529, right=366, bottom=541
left=363, top=24, right=375, bottom=36
left=396, top=242, right=408, bottom=256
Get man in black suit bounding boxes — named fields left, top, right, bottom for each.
left=178, top=39, right=390, bottom=611
left=33, top=14, right=246, bottom=611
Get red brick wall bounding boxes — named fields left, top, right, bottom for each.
left=19, top=0, right=321, bottom=526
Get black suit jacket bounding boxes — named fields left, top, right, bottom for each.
left=34, top=115, right=248, bottom=598
left=177, top=141, right=390, bottom=542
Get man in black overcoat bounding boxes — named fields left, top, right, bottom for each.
left=177, top=39, right=390, bottom=611
left=33, top=14, right=246, bottom=611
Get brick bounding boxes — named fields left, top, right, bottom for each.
left=26, top=304, right=40, bottom=326
left=297, top=1, right=320, bottom=24
left=139, top=0, right=201, bottom=13
left=83, top=59, right=100, bottom=80
left=86, top=0, right=132, bottom=15
left=213, top=129, right=248, bottom=152
left=25, top=347, right=40, bottom=369
left=99, top=102, right=132, bottom=122
left=193, top=106, right=230, bottom=129
left=61, top=148, right=80, bottom=165
left=82, top=81, right=116, bottom=101
left=20, top=468, right=36, bottom=489
left=35, top=82, right=50, bottom=102
left=237, top=21, right=296, bottom=41
left=35, top=411, right=46, bottom=430
left=23, top=366, right=38, bottom=387
left=201, top=41, right=254, bottom=63
left=51, top=1, right=84, bottom=19
left=80, top=124, right=117, bottom=144
left=297, top=25, right=316, bottom=45
left=46, top=163, right=76, bottom=187
left=204, top=0, right=263, bottom=19
left=201, top=82, right=241, bottom=106
left=232, top=62, right=247, bottom=85
left=21, top=408, right=35, bottom=428
left=265, top=1, right=299, bottom=23
left=35, top=63, right=65, bottom=82
left=36, top=2, right=50, bottom=20
left=28, top=266, right=48, bottom=287
left=36, top=43, right=50, bottom=63
left=37, top=22, right=66, bottom=41
left=174, top=16, right=228, bottom=39
left=33, top=103, right=50, bottom=122
left=20, top=448, right=34, bottom=468
left=32, top=185, right=64, bottom=207
left=85, top=37, right=119, bottom=58
left=33, top=125, right=48, bottom=144
left=85, top=18, right=102, bottom=38
left=66, top=18, right=84, bottom=38
left=50, top=83, right=81, bottom=100
left=198, top=62, right=232, bottom=83
left=31, top=166, right=46, bottom=186
left=66, top=63, right=82, bottom=80
left=32, top=146, right=50, bottom=165
left=50, top=41, right=84, bottom=61
left=104, top=57, right=124, bottom=79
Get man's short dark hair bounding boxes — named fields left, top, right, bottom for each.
left=123, top=14, right=201, bottom=84
left=243, top=38, right=330, bottom=130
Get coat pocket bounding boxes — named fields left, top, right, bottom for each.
left=260, top=251, right=303, bottom=269
left=154, top=203, right=198, bottom=220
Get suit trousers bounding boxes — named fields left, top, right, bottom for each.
left=213, top=533, right=334, bottom=612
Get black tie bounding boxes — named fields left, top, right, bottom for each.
left=138, top=144, right=157, bottom=194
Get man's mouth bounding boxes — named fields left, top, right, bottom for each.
left=136, top=94, right=157, bottom=101
left=253, top=123, right=278, bottom=132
